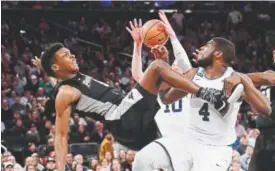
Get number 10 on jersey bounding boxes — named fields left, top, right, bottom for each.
left=164, top=99, right=182, bottom=113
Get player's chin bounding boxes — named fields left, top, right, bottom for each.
left=72, top=66, right=79, bottom=72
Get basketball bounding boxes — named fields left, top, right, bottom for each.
left=141, top=19, right=169, bottom=48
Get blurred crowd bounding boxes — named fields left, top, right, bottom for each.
left=1, top=1, right=275, bottom=171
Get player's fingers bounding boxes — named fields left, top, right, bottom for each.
left=126, top=27, right=132, bottom=34
left=129, top=21, right=134, bottom=30
left=138, top=18, right=142, bottom=28
left=195, top=49, right=200, bottom=53
left=134, top=18, right=138, bottom=28
left=192, top=52, right=199, bottom=60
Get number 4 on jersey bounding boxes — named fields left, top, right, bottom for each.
left=199, top=103, right=210, bottom=121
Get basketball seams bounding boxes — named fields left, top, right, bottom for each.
left=142, top=21, right=161, bottom=43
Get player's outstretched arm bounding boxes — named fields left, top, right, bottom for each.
left=55, top=86, right=81, bottom=170
left=159, top=68, right=197, bottom=104
left=32, top=56, right=58, bottom=86
left=225, top=73, right=272, bottom=115
left=246, top=71, right=275, bottom=87
left=126, top=19, right=144, bottom=82
left=159, top=11, right=192, bottom=73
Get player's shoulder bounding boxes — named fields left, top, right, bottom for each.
left=56, top=85, right=81, bottom=103
left=183, top=68, right=198, bottom=79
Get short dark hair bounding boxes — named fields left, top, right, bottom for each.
left=212, top=37, right=236, bottom=66
left=41, top=43, right=64, bottom=77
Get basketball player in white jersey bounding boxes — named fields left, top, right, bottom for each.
left=131, top=12, right=271, bottom=171
left=126, top=16, right=192, bottom=137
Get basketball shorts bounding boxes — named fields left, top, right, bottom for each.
left=105, top=83, right=161, bottom=150
left=248, top=128, right=275, bottom=171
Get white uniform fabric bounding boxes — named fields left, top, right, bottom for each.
left=155, top=134, right=233, bottom=171
left=145, top=67, right=243, bottom=171
left=155, top=96, right=186, bottom=137
left=183, top=67, right=241, bottom=146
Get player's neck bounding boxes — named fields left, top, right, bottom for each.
left=204, top=64, right=227, bottom=79
left=58, top=72, right=77, bottom=81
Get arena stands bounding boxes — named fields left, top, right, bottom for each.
left=1, top=1, right=275, bottom=171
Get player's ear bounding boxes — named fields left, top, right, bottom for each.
left=51, top=64, right=59, bottom=72
left=214, top=51, right=223, bottom=59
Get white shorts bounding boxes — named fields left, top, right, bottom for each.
left=155, top=112, right=186, bottom=137
left=134, top=134, right=233, bottom=171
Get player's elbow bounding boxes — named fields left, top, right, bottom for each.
left=258, top=105, right=272, bottom=116
left=132, top=74, right=141, bottom=82
left=268, top=77, right=275, bottom=86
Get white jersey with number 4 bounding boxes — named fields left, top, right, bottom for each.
left=183, top=67, right=242, bottom=146
left=155, top=96, right=186, bottom=137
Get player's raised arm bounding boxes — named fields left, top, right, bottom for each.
left=159, top=68, right=198, bottom=104
left=224, top=73, right=272, bottom=116
left=55, top=85, right=81, bottom=170
left=32, top=56, right=58, bottom=87
left=126, top=18, right=144, bottom=82
left=246, top=71, right=275, bottom=87
left=159, top=11, right=192, bottom=73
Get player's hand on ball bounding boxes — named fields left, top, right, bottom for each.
left=151, top=45, right=168, bottom=61
left=223, top=73, right=241, bottom=97
left=158, top=11, right=176, bottom=38
left=126, top=18, right=143, bottom=45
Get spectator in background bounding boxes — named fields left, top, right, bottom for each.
left=74, top=154, right=89, bottom=171
left=45, top=157, right=56, bottom=171
left=121, top=150, right=135, bottom=171
left=24, top=143, right=37, bottom=159
left=31, top=153, right=44, bottom=171
left=2, top=161, right=14, bottom=171
left=118, top=150, right=126, bottom=163
left=11, top=95, right=26, bottom=115
left=2, top=98, right=13, bottom=123
left=7, top=155, right=23, bottom=170
left=171, top=11, right=184, bottom=31
left=235, top=113, right=247, bottom=138
left=100, top=158, right=110, bottom=171
left=65, top=153, right=73, bottom=171
left=25, top=124, right=40, bottom=144
left=230, top=160, right=244, bottom=171
left=240, top=143, right=254, bottom=171
left=70, top=125, right=90, bottom=143
left=25, top=75, right=39, bottom=94
left=237, top=136, right=248, bottom=155
left=11, top=119, right=26, bottom=136
left=89, top=158, right=98, bottom=170
left=74, top=163, right=84, bottom=171
left=99, top=133, right=114, bottom=161
left=105, top=152, right=113, bottom=163
left=23, top=157, right=34, bottom=171
left=69, top=113, right=87, bottom=127
left=90, top=122, right=106, bottom=144
left=111, top=159, right=123, bottom=171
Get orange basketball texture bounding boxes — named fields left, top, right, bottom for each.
left=141, top=19, right=169, bottom=48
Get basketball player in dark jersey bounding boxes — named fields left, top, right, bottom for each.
left=224, top=50, right=275, bottom=171
left=39, top=37, right=230, bottom=169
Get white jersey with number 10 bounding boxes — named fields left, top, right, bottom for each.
left=155, top=96, right=186, bottom=137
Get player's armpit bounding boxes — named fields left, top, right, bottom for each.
left=246, top=72, right=275, bottom=87
left=54, top=86, right=80, bottom=170
left=240, top=74, right=272, bottom=116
